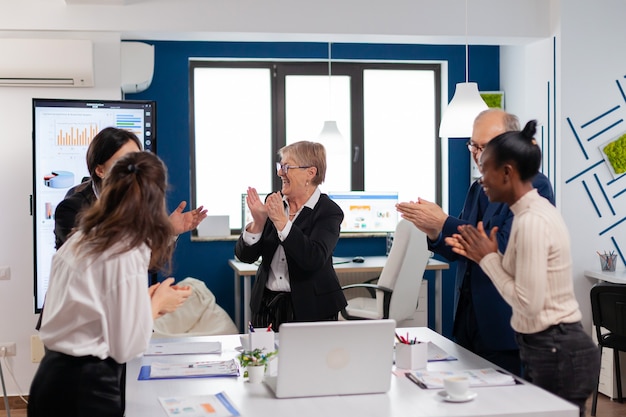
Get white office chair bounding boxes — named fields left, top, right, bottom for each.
left=339, top=219, right=430, bottom=322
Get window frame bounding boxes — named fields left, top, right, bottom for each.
left=189, top=59, right=442, bottom=235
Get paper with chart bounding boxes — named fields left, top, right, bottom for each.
left=158, top=392, right=241, bottom=417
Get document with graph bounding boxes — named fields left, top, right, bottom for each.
left=158, top=392, right=241, bottom=417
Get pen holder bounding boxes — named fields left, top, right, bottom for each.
left=395, top=342, right=427, bottom=370
left=599, top=253, right=618, bottom=272
left=250, top=330, right=275, bottom=352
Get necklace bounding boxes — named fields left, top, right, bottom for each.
left=288, top=207, right=302, bottom=220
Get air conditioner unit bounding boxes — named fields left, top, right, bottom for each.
left=121, top=41, right=154, bottom=94
left=0, top=38, right=94, bottom=87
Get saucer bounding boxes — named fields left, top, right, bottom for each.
left=437, top=390, right=477, bottom=403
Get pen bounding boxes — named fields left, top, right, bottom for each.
left=267, top=323, right=273, bottom=332
left=248, top=322, right=255, bottom=333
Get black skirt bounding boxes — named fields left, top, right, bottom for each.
left=28, top=349, right=125, bottom=417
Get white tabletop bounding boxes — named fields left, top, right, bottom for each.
left=584, top=268, right=626, bottom=284
left=126, top=327, right=577, bottom=417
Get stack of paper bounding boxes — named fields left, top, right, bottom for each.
left=145, top=341, right=222, bottom=356
left=407, top=368, right=517, bottom=389
left=139, top=359, right=239, bottom=380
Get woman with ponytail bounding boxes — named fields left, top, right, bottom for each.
left=445, top=120, right=600, bottom=416
left=29, top=152, right=177, bottom=417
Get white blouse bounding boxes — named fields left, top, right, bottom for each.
left=39, top=231, right=153, bottom=364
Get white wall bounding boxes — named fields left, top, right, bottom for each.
left=558, top=0, right=626, bottom=331
left=501, top=0, right=626, bottom=333
left=0, top=31, right=121, bottom=396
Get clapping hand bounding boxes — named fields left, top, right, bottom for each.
left=169, top=201, right=208, bottom=235
left=149, top=277, right=192, bottom=319
left=445, top=221, right=498, bottom=263
left=396, top=197, right=448, bottom=240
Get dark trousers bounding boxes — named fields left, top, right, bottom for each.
left=28, top=349, right=125, bottom=417
left=516, top=322, right=601, bottom=417
left=454, top=290, right=522, bottom=376
left=252, top=287, right=338, bottom=332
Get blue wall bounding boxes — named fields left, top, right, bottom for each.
left=129, top=41, right=500, bottom=337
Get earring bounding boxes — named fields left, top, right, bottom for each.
left=305, top=180, right=309, bottom=187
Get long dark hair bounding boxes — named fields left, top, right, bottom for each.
left=85, top=127, right=143, bottom=192
left=76, top=151, right=174, bottom=272
left=486, top=120, right=542, bottom=181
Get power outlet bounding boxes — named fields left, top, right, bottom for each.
left=31, top=334, right=45, bottom=363
left=0, top=342, right=16, bottom=357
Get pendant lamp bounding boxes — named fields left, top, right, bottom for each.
left=439, top=0, right=487, bottom=138
left=318, top=42, right=343, bottom=140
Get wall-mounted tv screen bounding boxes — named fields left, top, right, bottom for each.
left=328, top=191, right=399, bottom=233
left=32, top=98, right=157, bottom=312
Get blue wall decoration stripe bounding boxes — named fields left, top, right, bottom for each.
left=565, top=160, right=604, bottom=183
left=610, top=236, right=625, bottom=267
left=581, top=105, right=620, bottom=128
left=582, top=180, right=602, bottom=217
left=599, top=216, right=626, bottom=236
left=594, top=173, right=615, bottom=215
left=566, top=117, right=588, bottom=160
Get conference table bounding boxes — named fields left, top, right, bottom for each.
left=228, top=256, right=449, bottom=333
left=125, top=327, right=578, bottom=417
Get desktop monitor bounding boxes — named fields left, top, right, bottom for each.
left=328, top=191, right=399, bottom=233
left=241, top=192, right=269, bottom=230
left=32, top=98, right=157, bottom=312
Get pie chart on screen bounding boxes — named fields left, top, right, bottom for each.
left=44, top=171, right=75, bottom=189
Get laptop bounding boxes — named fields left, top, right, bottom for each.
left=265, top=319, right=396, bottom=398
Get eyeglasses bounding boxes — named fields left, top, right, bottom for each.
left=466, top=141, right=486, bottom=154
left=276, top=162, right=312, bottom=175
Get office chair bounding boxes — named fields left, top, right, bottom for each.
left=590, top=282, right=626, bottom=416
left=339, top=219, right=429, bottom=322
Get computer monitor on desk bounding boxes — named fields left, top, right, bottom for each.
left=241, top=192, right=269, bottom=229
left=328, top=191, right=399, bottom=233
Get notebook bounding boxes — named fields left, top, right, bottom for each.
left=265, top=319, right=396, bottom=398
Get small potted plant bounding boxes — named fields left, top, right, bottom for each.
left=238, top=348, right=277, bottom=383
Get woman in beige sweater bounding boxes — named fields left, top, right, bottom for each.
left=445, top=120, right=600, bottom=417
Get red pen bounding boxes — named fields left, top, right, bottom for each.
left=267, top=323, right=273, bottom=332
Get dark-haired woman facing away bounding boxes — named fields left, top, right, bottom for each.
left=445, top=120, right=600, bottom=417
left=29, top=152, right=176, bottom=417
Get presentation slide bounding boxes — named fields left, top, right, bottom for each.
left=32, top=99, right=156, bottom=312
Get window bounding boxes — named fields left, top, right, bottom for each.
left=190, top=60, right=441, bottom=234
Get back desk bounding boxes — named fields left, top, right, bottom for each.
left=125, top=327, right=577, bottom=417
left=229, top=256, right=449, bottom=333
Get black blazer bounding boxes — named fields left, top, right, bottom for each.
left=235, top=193, right=347, bottom=321
left=53, top=181, right=97, bottom=249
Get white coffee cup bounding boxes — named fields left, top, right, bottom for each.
left=443, top=376, right=470, bottom=399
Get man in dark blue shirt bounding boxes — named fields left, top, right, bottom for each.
left=397, top=109, right=555, bottom=376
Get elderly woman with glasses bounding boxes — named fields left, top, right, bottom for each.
left=235, top=141, right=347, bottom=331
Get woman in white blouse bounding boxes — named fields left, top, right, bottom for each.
left=445, top=120, right=600, bottom=417
left=29, top=152, right=177, bottom=417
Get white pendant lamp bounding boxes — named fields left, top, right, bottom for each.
left=318, top=42, right=343, bottom=141
left=439, top=0, right=488, bottom=138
